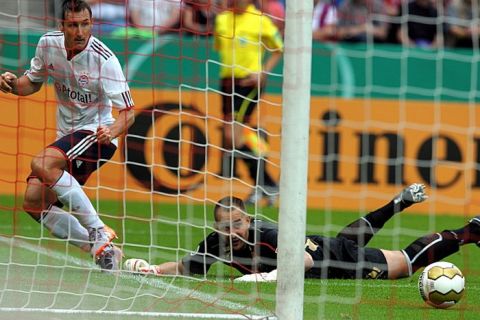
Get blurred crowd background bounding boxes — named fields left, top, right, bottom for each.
left=1, top=0, right=479, bottom=50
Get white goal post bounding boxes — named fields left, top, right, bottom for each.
left=276, top=1, right=313, bottom=319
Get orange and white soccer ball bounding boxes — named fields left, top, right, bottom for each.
left=418, top=261, right=465, bottom=309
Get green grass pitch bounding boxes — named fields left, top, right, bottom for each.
left=0, top=195, right=479, bottom=319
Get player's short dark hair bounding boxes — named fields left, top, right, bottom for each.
left=214, top=196, right=246, bottom=221
left=61, top=0, right=92, bottom=21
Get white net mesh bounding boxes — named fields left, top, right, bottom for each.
left=0, top=0, right=479, bottom=319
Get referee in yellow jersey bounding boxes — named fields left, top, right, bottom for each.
left=214, top=0, right=283, bottom=206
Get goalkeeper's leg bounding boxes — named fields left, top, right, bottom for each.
left=383, top=229, right=461, bottom=279
left=400, top=217, right=480, bottom=276
left=378, top=230, right=461, bottom=279
left=337, top=184, right=428, bottom=246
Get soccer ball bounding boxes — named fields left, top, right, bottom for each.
left=418, top=261, right=465, bottom=309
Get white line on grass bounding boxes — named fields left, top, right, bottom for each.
left=0, top=307, right=275, bottom=319
left=0, top=236, right=276, bottom=319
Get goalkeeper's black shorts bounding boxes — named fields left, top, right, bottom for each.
left=304, top=235, right=389, bottom=280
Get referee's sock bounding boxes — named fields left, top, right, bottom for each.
left=238, top=145, right=277, bottom=188
left=402, top=230, right=460, bottom=275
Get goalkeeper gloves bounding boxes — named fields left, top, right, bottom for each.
left=124, top=258, right=160, bottom=275
left=234, top=269, right=277, bottom=282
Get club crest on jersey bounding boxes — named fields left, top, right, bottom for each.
left=78, top=74, right=89, bottom=88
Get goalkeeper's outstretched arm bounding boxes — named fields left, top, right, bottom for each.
left=235, top=251, right=314, bottom=282
left=124, top=258, right=186, bottom=275
left=150, top=261, right=185, bottom=275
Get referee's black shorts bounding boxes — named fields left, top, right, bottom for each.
left=220, top=78, right=262, bottom=123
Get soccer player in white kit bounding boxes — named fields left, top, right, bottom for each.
left=0, top=0, right=135, bottom=271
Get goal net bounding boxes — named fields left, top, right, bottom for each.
left=0, top=0, right=282, bottom=319
left=0, top=0, right=478, bottom=319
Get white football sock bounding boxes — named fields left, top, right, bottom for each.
left=41, top=205, right=89, bottom=250
left=51, top=170, right=104, bottom=230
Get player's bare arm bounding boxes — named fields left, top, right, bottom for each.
left=0, top=72, right=42, bottom=96
left=96, top=108, right=135, bottom=144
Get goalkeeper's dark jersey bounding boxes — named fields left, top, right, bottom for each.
left=182, top=219, right=279, bottom=275
left=181, top=219, right=388, bottom=279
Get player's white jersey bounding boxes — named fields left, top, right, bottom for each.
left=25, top=31, right=134, bottom=141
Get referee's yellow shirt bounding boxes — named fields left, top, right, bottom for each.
left=214, top=4, right=283, bottom=79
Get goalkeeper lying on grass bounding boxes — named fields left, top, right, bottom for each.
left=124, top=184, right=480, bottom=281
